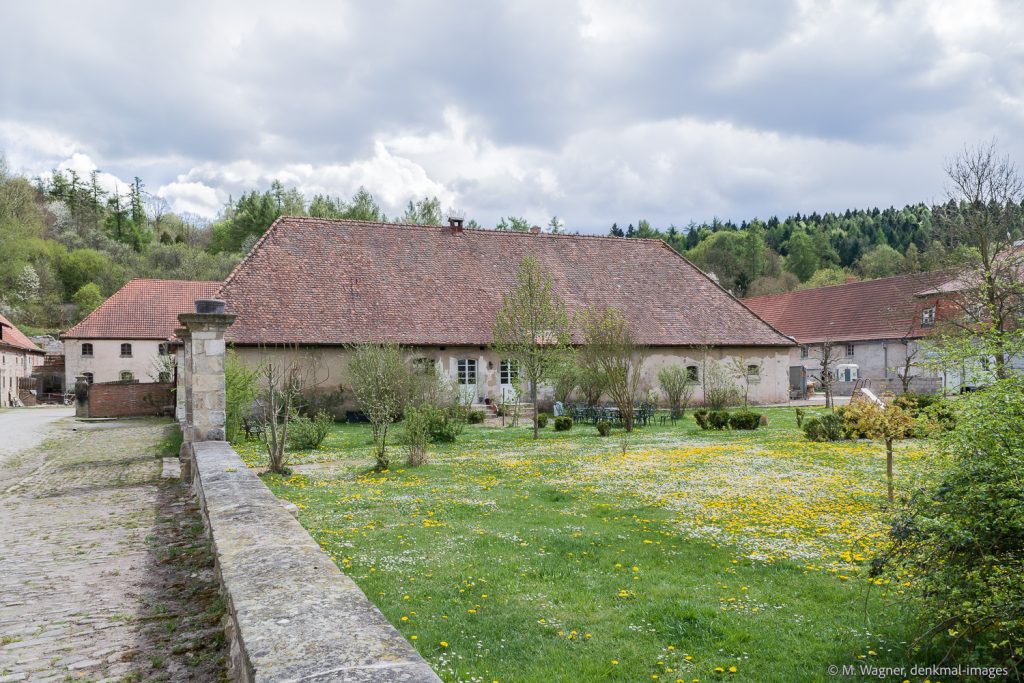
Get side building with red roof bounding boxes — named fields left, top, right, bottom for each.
left=0, top=314, right=45, bottom=407
left=743, top=272, right=953, bottom=395
left=217, top=217, right=797, bottom=406
left=61, top=279, right=221, bottom=387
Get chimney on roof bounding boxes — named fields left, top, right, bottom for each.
left=448, top=217, right=464, bottom=234
left=529, top=225, right=541, bottom=234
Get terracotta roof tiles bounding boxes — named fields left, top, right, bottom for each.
left=219, top=217, right=793, bottom=347
left=0, top=314, right=43, bottom=354
left=742, top=272, right=951, bottom=344
left=62, top=279, right=222, bottom=340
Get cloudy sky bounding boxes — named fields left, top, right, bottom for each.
left=2, top=0, right=1023, bottom=231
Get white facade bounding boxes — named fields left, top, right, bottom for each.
left=0, top=347, right=43, bottom=407
left=64, top=338, right=174, bottom=387
left=234, top=344, right=793, bottom=407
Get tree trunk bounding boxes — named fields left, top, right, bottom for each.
left=531, top=380, right=538, bottom=440
left=886, top=440, right=894, bottom=503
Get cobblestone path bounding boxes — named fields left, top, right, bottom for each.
left=0, top=419, right=226, bottom=682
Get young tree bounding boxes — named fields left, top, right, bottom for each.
left=578, top=307, right=648, bottom=431
left=224, top=350, right=260, bottom=443
left=657, top=365, right=695, bottom=418
left=843, top=395, right=914, bottom=502
left=492, top=256, right=571, bottom=439
left=728, top=357, right=763, bottom=406
left=933, top=141, right=1024, bottom=379
left=347, top=343, right=417, bottom=470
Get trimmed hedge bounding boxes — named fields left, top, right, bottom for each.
left=728, top=410, right=761, bottom=430
left=554, top=416, right=573, bottom=431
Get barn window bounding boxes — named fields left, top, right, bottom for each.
left=119, top=370, right=134, bottom=382
left=83, top=372, right=94, bottom=384
left=845, top=343, right=855, bottom=357
left=81, top=343, right=94, bottom=357
left=686, top=365, right=699, bottom=383
left=922, top=306, right=936, bottom=327
left=120, top=343, right=133, bottom=357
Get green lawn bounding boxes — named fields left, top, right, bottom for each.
left=237, top=408, right=944, bottom=682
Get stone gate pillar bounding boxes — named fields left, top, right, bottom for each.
left=177, top=299, right=236, bottom=479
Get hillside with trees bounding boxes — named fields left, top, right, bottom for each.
left=2, top=151, right=1017, bottom=335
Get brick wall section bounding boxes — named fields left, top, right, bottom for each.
left=87, top=382, right=175, bottom=418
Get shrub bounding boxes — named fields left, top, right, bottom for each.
left=708, top=409, right=730, bottom=430
left=728, top=410, right=761, bottom=430
left=402, top=405, right=431, bottom=467
left=657, top=365, right=694, bottom=418
left=424, top=405, right=466, bottom=443
left=758, top=413, right=769, bottom=427
left=596, top=421, right=611, bottom=437
left=893, top=392, right=941, bottom=416
left=872, top=377, right=1024, bottom=670
left=537, top=414, right=549, bottom=428
left=693, top=408, right=710, bottom=430
left=802, top=412, right=845, bottom=442
left=287, top=410, right=332, bottom=449
left=794, top=406, right=805, bottom=427
left=703, top=361, right=741, bottom=409
left=554, top=416, right=572, bottom=431
left=225, top=351, right=259, bottom=443
left=467, top=409, right=486, bottom=424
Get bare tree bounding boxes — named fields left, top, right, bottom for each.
left=933, top=141, right=1024, bottom=379
left=657, top=364, right=695, bottom=417
left=578, top=307, right=648, bottom=431
left=811, top=339, right=841, bottom=409
left=257, top=346, right=329, bottom=474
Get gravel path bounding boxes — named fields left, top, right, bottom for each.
left=0, top=417, right=226, bottom=681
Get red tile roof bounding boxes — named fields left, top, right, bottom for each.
left=0, top=314, right=43, bottom=354
left=219, top=217, right=793, bottom=347
left=742, top=272, right=951, bottom=344
left=62, top=279, right=222, bottom=340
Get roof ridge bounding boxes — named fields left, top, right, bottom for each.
left=742, top=270, right=949, bottom=303
left=261, top=215, right=671, bottom=245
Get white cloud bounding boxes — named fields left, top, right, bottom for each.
left=2, top=1, right=1023, bottom=230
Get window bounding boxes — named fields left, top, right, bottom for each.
left=83, top=372, right=94, bottom=384
left=81, top=343, right=94, bottom=357
left=747, top=364, right=760, bottom=377
left=456, top=359, right=477, bottom=385
left=922, top=306, right=936, bottom=327
left=800, top=346, right=809, bottom=359
left=158, top=342, right=171, bottom=356
left=686, top=365, right=699, bottom=383
left=845, top=343, right=855, bottom=357
left=119, top=370, right=134, bottom=382
left=120, top=343, right=133, bottom=357
left=499, top=359, right=520, bottom=385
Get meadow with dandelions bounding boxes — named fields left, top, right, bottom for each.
left=237, top=408, right=945, bottom=682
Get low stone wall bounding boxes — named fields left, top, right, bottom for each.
left=189, top=441, right=441, bottom=682
left=86, top=381, right=175, bottom=418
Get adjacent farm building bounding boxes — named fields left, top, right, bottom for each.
left=62, top=279, right=221, bottom=387
left=0, top=314, right=45, bottom=407
left=743, top=272, right=955, bottom=395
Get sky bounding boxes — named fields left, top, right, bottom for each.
left=2, top=0, right=1023, bottom=232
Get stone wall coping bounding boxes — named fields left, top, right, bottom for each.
left=191, top=441, right=441, bottom=683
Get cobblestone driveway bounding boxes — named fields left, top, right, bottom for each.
left=0, top=418, right=226, bottom=682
